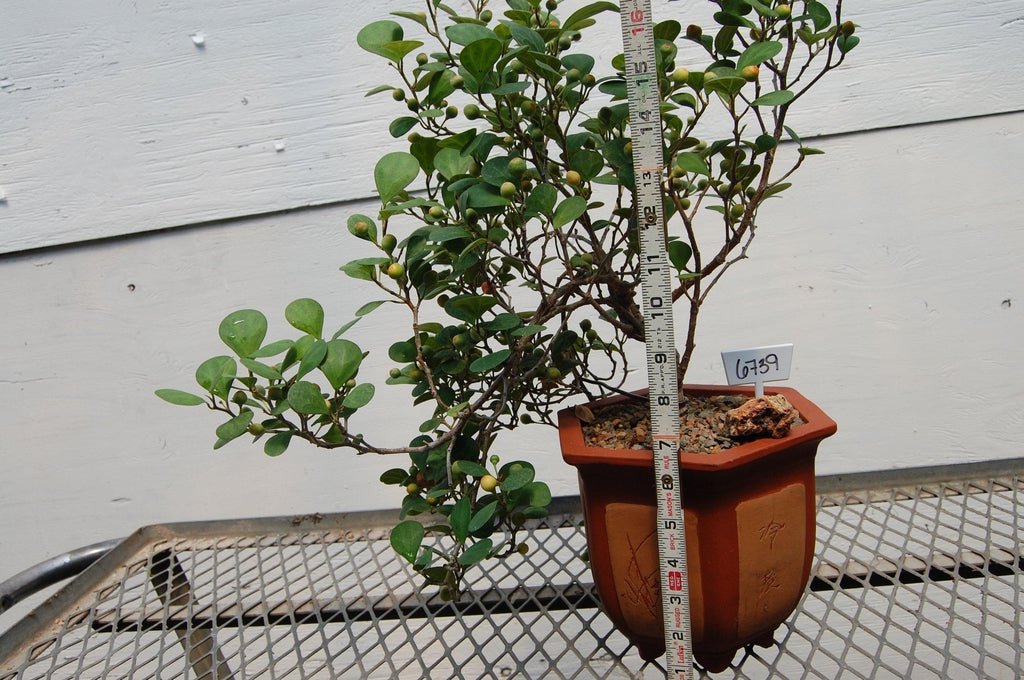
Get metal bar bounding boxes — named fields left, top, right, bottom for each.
left=149, top=549, right=235, bottom=680
left=94, top=542, right=1020, bottom=633
left=810, top=547, right=1023, bottom=591
left=816, top=456, right=1024, bottom=493
left=92, top=582, right=602, bottom=632
left=0, top=539, right=121, bottom=616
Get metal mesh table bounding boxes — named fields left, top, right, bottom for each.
left=1, top=460, right=1021, bottom=679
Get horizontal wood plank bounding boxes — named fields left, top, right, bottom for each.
left=1, top=0, right=1023, bottom=253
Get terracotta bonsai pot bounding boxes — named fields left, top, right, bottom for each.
left=558, top=385, right=836, bottom=672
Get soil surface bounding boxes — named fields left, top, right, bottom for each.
left=580, top=395, right=801, bottom=454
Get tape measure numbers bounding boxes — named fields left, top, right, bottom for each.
left=618, top=1, right=694, bottom=677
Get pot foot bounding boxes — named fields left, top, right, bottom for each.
left=634, top=639, right=665, bottom=663
left=697, top=650, right=736, bottom=673
left=753, top=629, right=777, bottom=649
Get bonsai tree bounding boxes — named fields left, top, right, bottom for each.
left=159, top=0, right=857, bottom=598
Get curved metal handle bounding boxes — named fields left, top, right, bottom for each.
left=0, top=539, right=121, bottom=616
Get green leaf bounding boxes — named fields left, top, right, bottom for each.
left=355, top=300, right=386, bottom=317
left=401, top=494, right=432, bottom=518
left=502, top=22, right=544, bottom=51
left=799, top=147, right=826, bottom=156
left=524, top=184, right=557, bottom=218
left=219, top=310, right=268, bottom=358
left=561, top=54, right=595, bottom=75
left=426, top=69, right=458, bottom=106
left=569, top=150, right=604, bottom=181
left=287, top=381, right=330, bottom=415
left=357, top=21, right=414, bottom=62
left=552, top=196, right=588, bottom=229
left=452, top=460, right=488, bottom=477
left=434, top=147, right=477, bottom=180
left=331, top=318, right=360, bottom=339
left=460, top=39, right=503, bottom=80
left=489, top=81, right=530, bottom=96
left=446, top=401, right=470, bottom=417
left=364, top=84, right=395, bottom=97
left=389, top=116, right=419, bottom=138
left=240, top=358, right=283, bottom=381
left=390, top=520, right=425, bottom=563
left=285, top=299, right=325, bottom=338
left=409, top=135, right=439, bottom=173
left=517, top=51, right=562, bottom=79
left=763, top=181, right=792, bottom=198
left=598, top=79, right=627, bottom=99
left=457, top=538, right=493, bottom=566
left=704, top=73, right=746, bottom=99
left=754, top=134, right=778, bottom=153
left=464, top=184, right=510, bottom=209
left=713, top=10, right=755, bottom=28
left=380, top=468, right=408, bottom=484
left=674, top=152, right=710, bottom=176
left=468, top=500, right=499, bottom=533
left=382, top=40, right=424, bottom=61
left=806, top=1, right=832, bottom=30
left=375, top=152, right=420, bottom=203
left=668, top=240, right=693, bottom=272
left=481, top=156, right=512, bottom=187
left=737, top=41, right=783, bottom=69
left=838, top=34, right=860, bottom=54
left=296, top=339, right=328, bottom=379
left=216, top=410, right=253, bottom=442
left=195, top=356, right=236, bottom=399
left=450, top=497, right=471, bottom=542
left=511, top=324, right=545, bottom=337
left=486, top=313, right=521, bottom=331
left=500, top=463, right=535, bottom=491
left=391, top=10, right=429, bottom=28
left=429, top=226, right=473, bottom=243
left=562, top=2, right=617, bottom=31
left=444, top=295, right=497, bottom=322
left=751, top=89, right=795, bottom=107
left=654, top=20, right=682, bottom=41
left=470, top=349, right=511, bottom=373
left=389, top=340, right=418, bottom=363
left=251, top=339, right=294, bottom=358
left=340, top=261, right=375, bottom=281
left=155, top=389, right=205, bottom=406
left=520, top=481, right=552, bottom=508
left=264, top=432, right=291, bottom=457
left=746, top=0, right=776, bottom=15
left=342, top=383, right=375, bottom=409
left=445, top=23, right=498, bottom=46
left=321, top=339, right=363, bottom=390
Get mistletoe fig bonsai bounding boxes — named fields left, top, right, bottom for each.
left=159, top=0, right=857, bottom=601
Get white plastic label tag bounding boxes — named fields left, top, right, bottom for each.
left=721, top=344, right=793, bottom=397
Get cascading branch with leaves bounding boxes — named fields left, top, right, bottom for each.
left=159, top=0, right=857, bottom=598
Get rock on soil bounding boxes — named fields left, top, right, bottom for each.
left=725, top=394, right=799, bottom=439
left=581, top=394, right=801, bottom=454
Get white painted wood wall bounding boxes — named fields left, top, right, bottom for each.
left=1, top=0, right=1022, bottom=623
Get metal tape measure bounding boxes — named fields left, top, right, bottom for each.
left=617, top=1, right=694, bottom=677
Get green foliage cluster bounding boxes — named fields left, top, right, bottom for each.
left=160, top=0, right=857, bottom=596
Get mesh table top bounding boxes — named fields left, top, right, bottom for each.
left=1, top=460, right=1021, bottom=679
